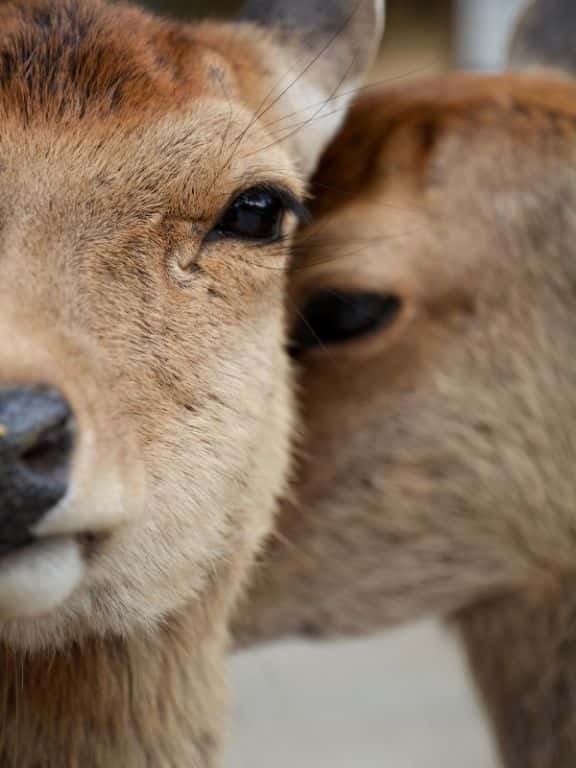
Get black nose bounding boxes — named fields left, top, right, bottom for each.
left=0, top=386, right=74, bottom=557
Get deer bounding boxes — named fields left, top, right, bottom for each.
left=233, top=1, right=576, bottom=765
left=0, top=0, right=383, bottom=765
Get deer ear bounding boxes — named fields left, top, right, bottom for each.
left=509, top=0, right=576, bottom=74
left=239, top=0, right=385, bottom=173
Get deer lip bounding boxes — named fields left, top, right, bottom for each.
left=0, top=530, right=103, bottom=564
left=0, top=535, right=86, bottom=621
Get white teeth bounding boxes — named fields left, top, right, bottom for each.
left=0, top=537, right=84, bottom=620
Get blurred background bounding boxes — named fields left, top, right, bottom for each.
left=143, top=0, right=527, bottom=73
left=141, top=1, right=524, bottom=766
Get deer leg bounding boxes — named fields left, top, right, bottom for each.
left=455, top=580, right=576, bottom=768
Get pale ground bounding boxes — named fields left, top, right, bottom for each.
left=229, top=621, right=500, bottom=768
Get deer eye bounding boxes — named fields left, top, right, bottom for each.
left=290, top=291, right=402, bottom=357
left=212, top=187, right=287, bottom=243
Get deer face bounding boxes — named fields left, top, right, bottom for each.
left=235, top=72, right=576, bottom=644
left=0, top=0, right=383, bottom=649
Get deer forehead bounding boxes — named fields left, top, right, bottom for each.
left=0, top=1, right=250, bottom=119
left=0, top=1, right=303, bottom=207
left=302, top=73, right=576, bottom=280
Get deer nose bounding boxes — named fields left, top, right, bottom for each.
left=0, top=386, right=74, bottom=557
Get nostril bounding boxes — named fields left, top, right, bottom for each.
left=20, top=416, right=75, bottom=486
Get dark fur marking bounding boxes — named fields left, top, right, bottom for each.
left=0, top=0, right=196, bottom=122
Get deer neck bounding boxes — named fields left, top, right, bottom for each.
left=0, top=609, right=227, bottom=768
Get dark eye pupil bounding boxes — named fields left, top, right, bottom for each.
left=217, top=189, right=283, bottom=241
left=290, top=291, right=402, bottom=357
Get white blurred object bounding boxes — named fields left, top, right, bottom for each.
left=456, top=0, right=527, bottom=70
left=229, top=621, right=498, bottom=768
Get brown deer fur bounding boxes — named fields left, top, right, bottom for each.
left=234, top=72, right=576, bottom=767
left=0, top=0, right=382, bottom=765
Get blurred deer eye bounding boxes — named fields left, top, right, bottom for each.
left=290, top=291, right=402, bottom=357
left=213, top=187, right=286, bottom=242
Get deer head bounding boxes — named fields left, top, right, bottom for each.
left=0, top=0, right=382, bottom=649
left=235, top=70, right=576, bottom=644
